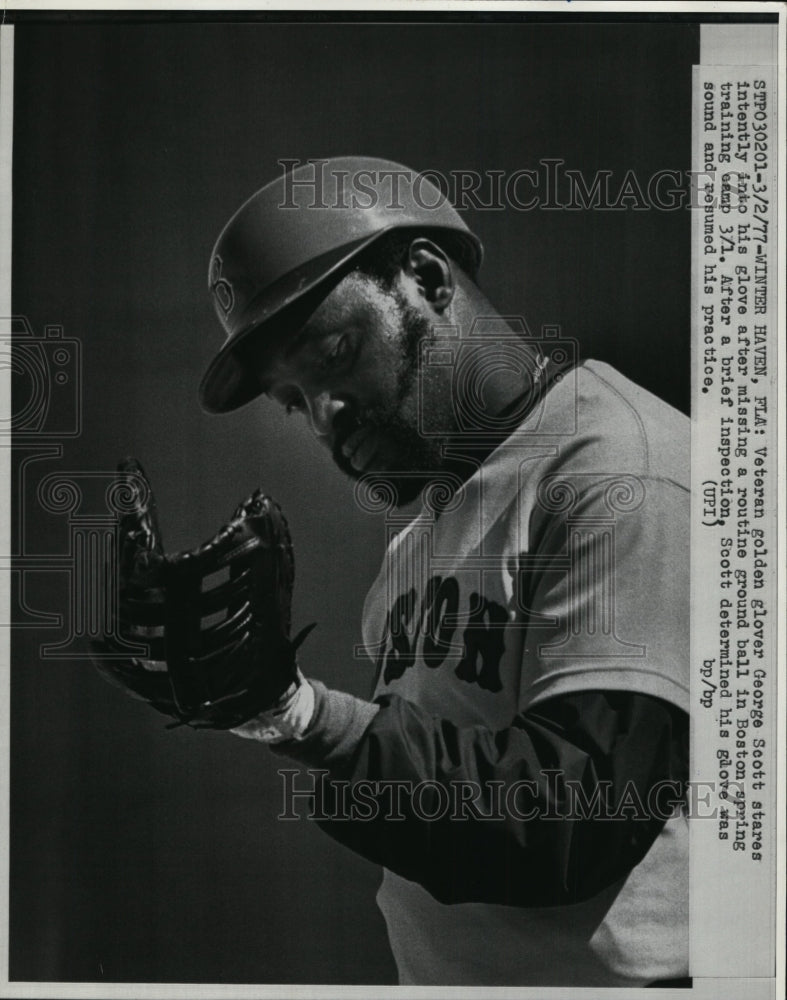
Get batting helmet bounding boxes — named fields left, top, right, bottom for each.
left=199, top=156, right=483, bottom=413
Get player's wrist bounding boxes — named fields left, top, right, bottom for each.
left=230, top=670, right=316, bottom=743
left=267, top=679, right=380, bottom=768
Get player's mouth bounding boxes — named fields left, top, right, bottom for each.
left=340, top=426, right=379, bottom=474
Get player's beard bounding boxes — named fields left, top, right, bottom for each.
left=331, top=292, right=458, bottom=507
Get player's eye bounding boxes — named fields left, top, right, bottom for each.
left=320, top=334, right=351, bottom=371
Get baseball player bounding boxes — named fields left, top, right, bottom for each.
left=94, top=158, right=690, bottom=987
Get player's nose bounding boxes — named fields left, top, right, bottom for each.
left=305, top=391, right=346, bottom=443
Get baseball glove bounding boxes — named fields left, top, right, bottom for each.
left=91, top=458, right=314, bottom=730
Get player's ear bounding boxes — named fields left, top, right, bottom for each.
left=404, top=238, right=455, bottom=312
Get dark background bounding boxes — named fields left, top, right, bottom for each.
left=10, top=20, right=696, bottom=984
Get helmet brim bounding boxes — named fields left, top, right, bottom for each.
left=200, top=224, right=482, bottom=414
left=199, top=233, right=379, bottom=414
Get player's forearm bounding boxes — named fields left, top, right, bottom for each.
left=269, top=684, right=688, bottom=907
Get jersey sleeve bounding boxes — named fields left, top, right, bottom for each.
left=272, top=681, right=688, bottom=907
left=514, top=474, right=690, bottom=715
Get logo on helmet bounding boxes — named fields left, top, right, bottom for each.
left=210, top=255, right=235, bottom=316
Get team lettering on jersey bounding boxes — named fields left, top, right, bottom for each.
left=374, top=574, right=507, bottom=693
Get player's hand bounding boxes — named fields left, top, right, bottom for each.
left=89, top=457, right=315, bottom=730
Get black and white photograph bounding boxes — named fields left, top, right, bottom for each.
left=0, top=3, right=784, bottom=997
